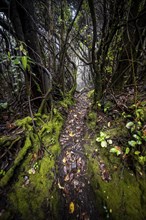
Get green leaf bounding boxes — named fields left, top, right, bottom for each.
left=21, top=56, right=27, bottom=70
left=96, top=137, right=101, bottom=142
left=136, top=109, right=144, bottom=120
left=131, top=125, right=136, bottom=132
left=128, top=140, right=137, bottom=147
left=133, top=134, right=141, bottom=140
left=8, top=51, right=11, bottom=58
left=107, top=139, right=113, bottom=145
left=110, top=147, right=122, bottom=156
left=125, top=147, right=130, bottom=155
left=22, top=49, right=27, bottom=56
left=20, top=44, right=24, bottom=51
left=13, top=58, right=20, bottom=65
left=101, top=140, right=107, bottom=148
left=134, top=151, right=140, bottom=155
left=100, top=131, right=110, bottom=139
left=137, top=140, right=142, bottom=145
left=100, top=131, right=106, bottom=137
left=53, top=108, right=57, bottom=114
left=126, top=114, right=132, bottom=118
left=126, top=121, right=134, bottom=129
left=138, top=156, right=146, bottom=165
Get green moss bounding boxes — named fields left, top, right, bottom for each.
left=16, top=116, right=33, bottom=130
left=8, top=147, right=59, bottom=219
left=59, top=93, right=74, bottom=109
left=87, top=111, right=97, bottom=128
left=0, top=135, right=19, bottom=148
left=85, top=132, right=146, bottom=220
left=0, top=135, right=32, bottom=188
left=1, top=107, right=65, bottom=219
left=85, top=102, right=146, bottom=219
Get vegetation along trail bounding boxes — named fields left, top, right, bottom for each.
left=0, top=0, right=146, bottom=219
left=58, top=91, right=98, bottom=219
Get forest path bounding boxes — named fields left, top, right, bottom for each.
left=58, top=92, right=98, bottom=220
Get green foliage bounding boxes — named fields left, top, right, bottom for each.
left=0, top=42, right=34, bottom=96
left=110, top=147, right=122, bottom=156
left=1, top=101, right=65, bottom=218
left=14, top=43, right=33, bottom=71
left=122, top=103, right=146, bottom=166
left=59, top=92, right=74, bottom=109
left=96, top=131, right=112, bottom=148
left=85, top=127, right=146, bottom=220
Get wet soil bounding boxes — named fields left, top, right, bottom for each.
left=58, top=92, right=98, bottom=219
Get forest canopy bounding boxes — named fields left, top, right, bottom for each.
left=0, top=0, right=145, bottom=111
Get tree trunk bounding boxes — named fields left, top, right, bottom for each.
left=9, top=0, right=45, bottom=105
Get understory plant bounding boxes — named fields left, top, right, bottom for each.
left=96, top=102, right=146, bottom=168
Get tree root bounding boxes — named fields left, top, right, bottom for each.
left=0, top=134, right=32, bottom=188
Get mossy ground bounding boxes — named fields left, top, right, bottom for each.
left=0, top=96, right=73, bottom=220
left=1, top=91, right=145, bottom=219
left=84, top=103, right=146, bottom=220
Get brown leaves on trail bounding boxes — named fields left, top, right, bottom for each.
left=98, top=159, right=111, bottom=182
left=58, top=92, right=98, bottom=218
left=62, top=151, right=85, bottom=182
left=62, top=150, right=85, bottom=183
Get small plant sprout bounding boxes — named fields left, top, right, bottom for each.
left=96, top=131, right=112, bottom=148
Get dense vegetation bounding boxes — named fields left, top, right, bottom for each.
left=0, top=0, right=146, bottom=219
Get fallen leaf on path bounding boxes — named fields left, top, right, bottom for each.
left=107, top=122, right=111, bottom=127
left=63, top=165, right=67, bottom=174
left=64, top=174, right=70, bottom=181
left=77, top=169, right=80, bottom=173
left=69, top=202, right=75, bottom=213
left=70, top=173, right=74, bottom=181
left=69, top=131, right=75, bottom=137
left=58, top=181, right=64, bottom=189
left=77, top=157, right=82, bottom=166
left=62, top=157, right=66, bottom=164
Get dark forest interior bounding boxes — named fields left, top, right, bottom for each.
left=0, top=0, right=146, bottom=219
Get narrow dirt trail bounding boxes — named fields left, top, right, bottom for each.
left=58, top=92, right=98, bottom=220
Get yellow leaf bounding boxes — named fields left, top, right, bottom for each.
left=69, top=131, right=74, bottom=137
left=77, top=169, right=80, bottom=173
left=69, top=202, right=75, bottom=213
left=62, top=157, right=66, bottom=163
